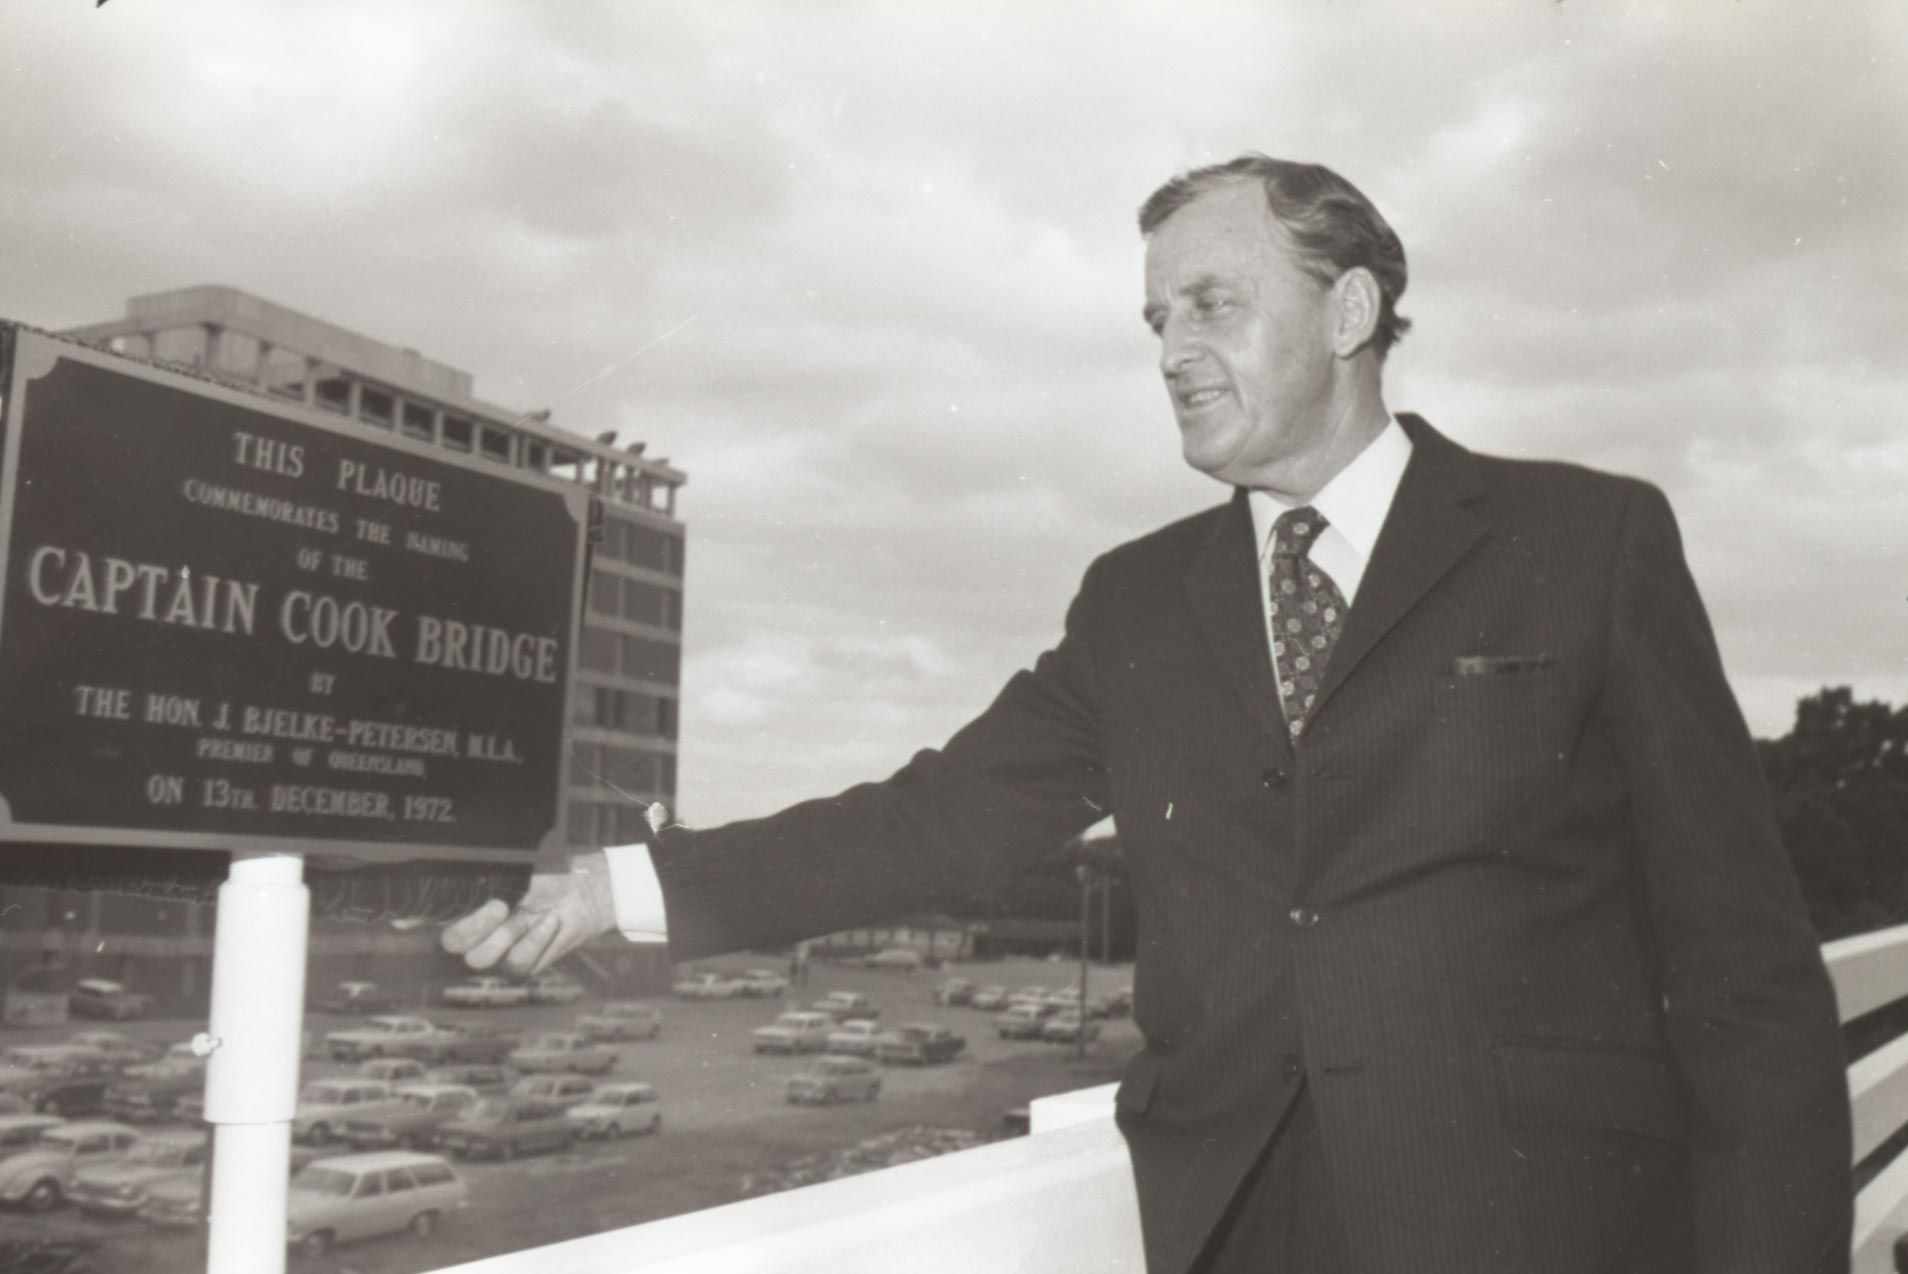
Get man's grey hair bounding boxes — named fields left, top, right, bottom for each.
left=1139, top=154, right=1413, bottom=360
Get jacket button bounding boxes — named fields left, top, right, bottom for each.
left=1261, top=765, right=1287, bottom=788
left=1288, top=907, right=1319, bottom=928
left=1280, top=1054, right=1302, bottom=1081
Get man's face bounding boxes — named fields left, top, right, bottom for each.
left=1142, top=181, right=1341, bottom=492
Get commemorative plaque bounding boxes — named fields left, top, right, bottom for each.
left=0, top=327, right=586, bottom=862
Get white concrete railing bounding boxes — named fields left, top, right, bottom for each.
left=427, top=924, right=1908, bottom=1274
left=436, top=1086, right=1142, bottom=1274
left=1832, top=923, right=1908, bottom=1274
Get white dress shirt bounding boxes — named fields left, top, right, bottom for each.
left=1247, top=417, right=1412, bottom=710
left=605, top=416, right=1415, bottom=943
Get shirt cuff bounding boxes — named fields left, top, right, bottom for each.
left=603, top=838, right=669, bottom=944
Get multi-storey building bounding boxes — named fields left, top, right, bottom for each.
left=0, top=286, right=686, bottom=1007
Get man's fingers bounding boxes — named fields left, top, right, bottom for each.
left=461, top=906, right=546, bottom=971
left=441, top=899, right=511, bottom=956
left=504, top=912, right=563, bottom=977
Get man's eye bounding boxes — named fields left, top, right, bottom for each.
left=1194, top=296, right=1231, bottom=316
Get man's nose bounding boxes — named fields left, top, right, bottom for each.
left=1158, top=324, right=1200, bottom=378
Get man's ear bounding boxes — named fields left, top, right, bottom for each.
left=1332, top=267, right=1381, bottom=357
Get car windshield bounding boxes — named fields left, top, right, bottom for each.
left=1, top=1051, right=56, bottom=1070
left=292, top=1165, right=356, bottom=1196
left=528, top=1035, right=571, bottom=1050
left=773, top=1014, right=809, bottom=1028
left=300, top=1085, right=347, bottom=1104
left=399, top=1092, right=435, bottom=1110
left=467, top=1098, right=511, bottom=1120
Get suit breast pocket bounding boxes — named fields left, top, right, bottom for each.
left=1427, top=672, right=1568, bottom=837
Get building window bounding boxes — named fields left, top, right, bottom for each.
left=588, top=571, right=621, bottom=617
left=566, top=801, right=598, bottom=847
left=526, top=441, right=549, bottom=471
left=621, top=635, right=680, bottom=684
left=620, top=580, right=664, bottom=626
left=314, top=377, right=351, bottom=414
left=657, top=697, right=677, bottom=738
left=359, top=388, right=395, bottom=429
left=441, top=416, right=474, bottom=451
left=603, top=747, right=656, bottom=793
left=401, top=401, right=435, bottom=441
left=577, top=629, right=618, bottom=675
left=477, top=427, right=512, bottom=464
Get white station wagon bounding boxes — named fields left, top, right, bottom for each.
left=285, top=1150, right=469, bottom=1257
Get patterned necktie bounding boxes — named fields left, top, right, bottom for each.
left=1269, top=506, right=1347, bottom=739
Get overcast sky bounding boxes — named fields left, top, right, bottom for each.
left=4, top=1, right=1904, bottom=831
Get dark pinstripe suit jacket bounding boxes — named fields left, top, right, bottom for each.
left=651, top=415, right=1852, bottom=1274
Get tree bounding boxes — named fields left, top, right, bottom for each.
left=1757, top=687, right=1908, bottom=941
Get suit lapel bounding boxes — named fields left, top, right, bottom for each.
left=1310, top=415, right=1488, bottom=718
left=1183, top=488, right=1293, bottom=754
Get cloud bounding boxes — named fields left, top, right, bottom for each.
left=3, top=0, right=1901, bottom=825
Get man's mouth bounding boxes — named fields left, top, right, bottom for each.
left=1178, top=386, right=1228, bottom=409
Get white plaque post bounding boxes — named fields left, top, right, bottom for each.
left=201, top=851, right=309, bottom=1274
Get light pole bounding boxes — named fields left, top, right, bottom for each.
left=1075, top=864, right=1092, bottom=1061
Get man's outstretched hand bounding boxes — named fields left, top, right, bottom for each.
left=441, top=849, right=618, bottom=977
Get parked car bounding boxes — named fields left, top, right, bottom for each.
left=0, top=1120, right=138, bottom=1212
left=809, top=991, right=879, bottom=1023
left=876, top=1024, right=967, bottom=1066
left=284, top=1150, right=469, bottom=1257
left=0, top=1115, right=67, bottom=1164
left=326, top=1015, right=439, bottom=1062
left=65, top=1032, right=157, bottom=1069
left=671, top=971, right=742, bottom=1000
left=342, top=1084, right=482, bottom=1151
left=933, top=978, right=976, bottom=1006
left=995, top=1005, right=1052, bottom=1040
left=576, top=1001, right=663, bottom=1042
left=437, top=1097, right=574, bottom=1160
left=824, top=1019, right=884, bottom=1057
left=508, top=1032, right=617, bottom=1076
left=69, top=1128, right=207, bottom=1218
left=390, top=1021, right=523, bottom=1066
left=123, top=1042, right=204, bottom=1078
left=507, top=1073, right=597, bottom=1110
left=0, top=1239, right=101, bottom=1273
left=525, top=973, right=586, bottom=1005
left=969, top=985, right=1010, bottom=1011
left=421, top=1063, right=516, bottom=1094
left=441, top=976, right=530, bottom=1009
left=359, top=1057, right=428, bottom=1086
left=137, top=1146, right=327, bottom=1230
left=751, top=1011, right=836, bottom=1055
left=565, top=1083, right=662, bottom=1139
left=734, top=969, right=789, bottom=998
left=861, top=948, right=922, bottom=971
left=101, top=1063, right=203, bottom=1124
left=0, top=1047, right=116, bottom=1116
left=315, top=982, right=396, bottom=1015
left=68, top=980, right=151, bottom=1021
left=293, top=1079, right=394, bottom=1145
left=1007, top=986, right=1053, bottom=1012
left=1040, top=1011, right=1102, bottom=1046
left=786, top=1056, right=881, bottom=1105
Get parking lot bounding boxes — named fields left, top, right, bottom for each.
left=0, top=954, right=1137, bottom=1273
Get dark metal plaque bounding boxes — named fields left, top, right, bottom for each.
left=0, top=328, right=586, bottom=862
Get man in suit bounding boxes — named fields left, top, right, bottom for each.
left=445, top=154, right=1852, bottom=1272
